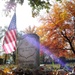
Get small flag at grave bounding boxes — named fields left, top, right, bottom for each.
left=2, top=13, right=17, bottom=54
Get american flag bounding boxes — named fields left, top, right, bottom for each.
left=2, top=13, right=17, bottom=54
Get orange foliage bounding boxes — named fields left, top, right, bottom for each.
left=63, top=0, right=75, bottom=16
left=36, top=1, right=75, bottom=58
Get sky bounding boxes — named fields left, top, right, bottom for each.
left=0, top=0, right=40, bottom=31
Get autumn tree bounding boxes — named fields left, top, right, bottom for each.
left=63, top=0, right=75, bottom=53
left=36, top=0, right=75, bottom=58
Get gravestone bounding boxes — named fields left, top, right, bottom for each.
left=17, top=34, right=40, bottom=68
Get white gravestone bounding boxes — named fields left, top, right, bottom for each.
left=17, top=34, right=40, bottom=68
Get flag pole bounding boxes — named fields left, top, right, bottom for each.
left=12, top=4, right=17, bottom=65
left=14, top=6, right=18, bottom=65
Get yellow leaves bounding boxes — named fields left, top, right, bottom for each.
left=53, top=4, right=61, bottom=15
left=36, top=25, right=48, bottom=36
left=36, top=26, right=46, bottom=43
left=40, top=37, right=46, bottom=42
left=36, top=30, right=43, bottom=37
left=50, top=4, right=68, bottom=27
left=60, top=10, right=67, bottom=21
left=54, top=10, right=68, bottom=26
left=3, top=68, right=11, bottom=73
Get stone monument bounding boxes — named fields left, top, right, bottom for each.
left=17, top=33, right=40, bottom=68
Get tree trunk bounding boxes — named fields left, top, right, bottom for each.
left=4, top=54, right=7, bottom=64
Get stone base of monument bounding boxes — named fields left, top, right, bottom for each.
left=18, top=63, right=39, bottom=69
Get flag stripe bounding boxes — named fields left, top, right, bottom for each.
left=7, top=31, right=16, bottom=51
left=3, top=43, right=12, bottom=53
left=10, top=30, right=16, bottom=48
left=6, top=31, right=12, bottom=42
left=4, top=35, right=8, bottom=44
left=11, top=30, right=16, bottom=41
left=11, top=30, right=16, bottom=50
left=3, top=32, right=13, bottom=52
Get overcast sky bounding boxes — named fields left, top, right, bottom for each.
left=0, top=0, right=39, bottom=31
